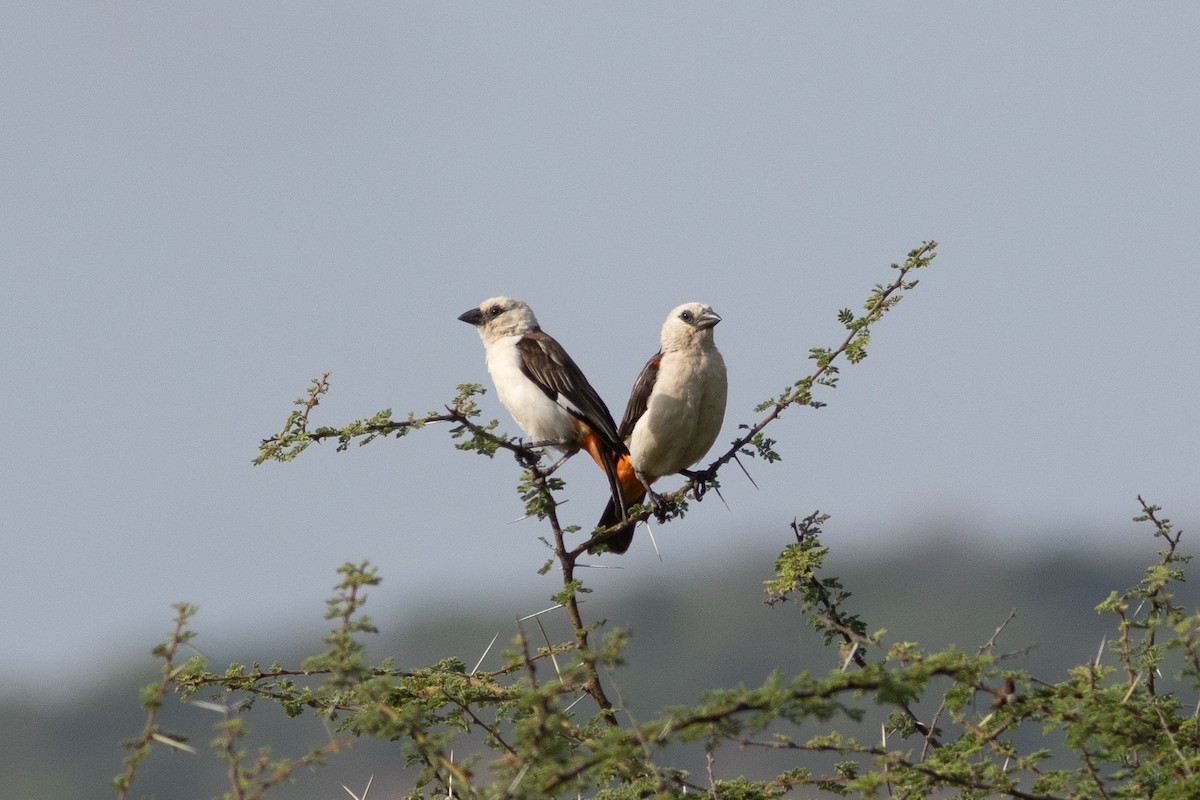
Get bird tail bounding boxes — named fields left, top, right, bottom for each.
left=591, top=454, right=650, bottom=554
left=579, top=435, right=632, bottom=550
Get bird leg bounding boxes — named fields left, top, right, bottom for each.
left=638, top=472, right=675, bottom=523
left=542, top=445, right=577, bottom=474
left=524, top=437, right=572, bottom=450
left=637, top=472, right=662, bottom=504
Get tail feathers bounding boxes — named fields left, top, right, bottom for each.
left=581, top=433, right=629, bottom=527
left=591, top=458, right=649, bottom=554
left=582, top=445, right=655, bottom=555
left=593, top=495, right=638, bottom=554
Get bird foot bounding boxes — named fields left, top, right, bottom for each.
left=643, top=487, right=677, bottom=523
left=679, top=467, right=716, bottom=499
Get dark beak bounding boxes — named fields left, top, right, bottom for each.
left=458, top=308, right=485, bottom=325
left=696, top=309, right=722, bottom=329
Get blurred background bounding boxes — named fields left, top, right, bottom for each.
left=3, top=3, right=1198, bottom=796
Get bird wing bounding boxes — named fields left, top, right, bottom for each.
left=515, top=331, right=626, bottom=454
left=617, top=352, right=662, bottom=440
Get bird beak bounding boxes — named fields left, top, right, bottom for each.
left=458, top=308, right=485, bottom=325
left=696, top=309, right=722, bottom=329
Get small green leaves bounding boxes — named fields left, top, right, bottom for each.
left=254, top=379, right=513, bottom=464
left=764, top=513, right=873, bottom=671
left=764, top=512, right=832, bottom=603
left=552, top=579, right=585, bottom=606
left=252, top=373, right=332, bottom=464
left=742, top=431, right=781, bottom=463
left=302, top=561, right=380, bottom=688
left=808, top=346, right=834, bottom=369
left=115, top=602, right=200, bottom=798
left=517, top=470, right=564, bottom=520
left=450, top=416, right=504, bottom=457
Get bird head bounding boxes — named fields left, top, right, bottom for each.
left=458, top=296, right=541, bottom=342
left=660, top=302, right=721, bottom=351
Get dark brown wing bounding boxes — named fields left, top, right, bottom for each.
left=591, top=353, right=661, bottom=555
left=617, top=352, right=661, bottom=440
left=515, top=331, right=626, bottom=454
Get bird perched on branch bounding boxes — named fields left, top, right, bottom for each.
left=459, top=296, right=627, bottom=521
left=595, top=302, right=728, bottom=554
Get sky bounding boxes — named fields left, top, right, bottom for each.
left=3, top=3, right=1198, bottom=696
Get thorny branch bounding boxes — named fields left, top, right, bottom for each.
left=682, top=242, right=937, bottom=501
left=115, top=603, right=196, bottom=799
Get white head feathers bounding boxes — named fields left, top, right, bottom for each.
left=659, top=302, right=721, bottom=352
left=458, top=296, right=541, bottom=343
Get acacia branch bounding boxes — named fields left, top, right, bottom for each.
left=520, top=456, right=619, bottom=722
left=699, top=242, right=937, bottom=487
left=114, top=603, right=196, bottom=799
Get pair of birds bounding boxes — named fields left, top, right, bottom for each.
left=460, top=296, right=728, bottom=554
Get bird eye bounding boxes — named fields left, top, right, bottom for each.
left=679, top=310, right=694, bottom=323
left=488, top=305, right=502, bottom=316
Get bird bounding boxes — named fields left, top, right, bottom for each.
left=595, top=302, right=728, bottom=554
left=458, top=296, right=627, bottom=520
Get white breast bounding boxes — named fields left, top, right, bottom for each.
left=485, top=335, right=579, bottom=449
left=629, top=344, right=727, bottom=478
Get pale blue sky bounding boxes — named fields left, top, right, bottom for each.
left=3, top=3, right=1198, bottom=695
